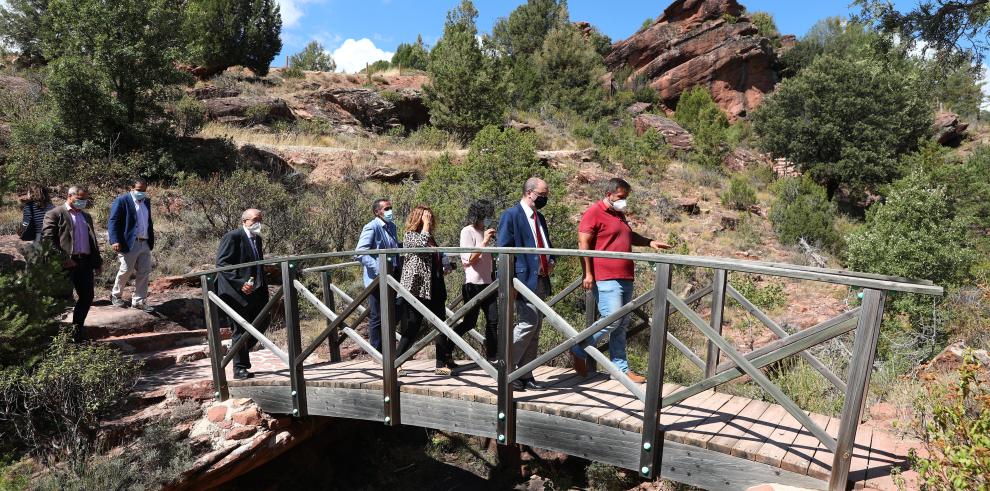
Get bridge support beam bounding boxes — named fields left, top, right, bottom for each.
left=829, top=289, right=885, bottom=490
left=379, top=254, right=400, bottom=426
left=640, top=264, right=672, bottom=478
left=320, top=271, right=342, bottom=363
left=202, top=274, right=229, bottom=401
left=705, top=269, right=728, bottom=378
left=496, top=253, right=516, bottom=445
left=282, top=261, right=308, bottom=418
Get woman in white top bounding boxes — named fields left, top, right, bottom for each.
left=452, top=200, right=499, bottom=362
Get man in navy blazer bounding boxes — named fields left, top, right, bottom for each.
left=497, top=177, right=554, bottom=391
left=355, top=198, right=401, bottom=352
left=108, top=178, right=155, bottom=311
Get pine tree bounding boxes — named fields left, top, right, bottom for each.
left=289, top=40, right=336, bottom=72
left=182, top=0, right=282, bottom=78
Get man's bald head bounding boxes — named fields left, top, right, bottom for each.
left=241, top=208, right=263, bottom=223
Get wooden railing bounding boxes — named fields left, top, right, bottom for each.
left=187, top=247, right=941, bottom=490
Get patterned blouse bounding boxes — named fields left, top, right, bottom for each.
left=400, top=230, right=438, bottom=299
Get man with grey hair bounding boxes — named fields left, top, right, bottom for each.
left=496, top=177, right=553, bottom=391
left=216, top=208, right=269, bottom=379
left=43, top=185, right=101, bottom=341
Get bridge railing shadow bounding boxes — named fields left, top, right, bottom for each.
left=187, top=247, right=941, bottom=490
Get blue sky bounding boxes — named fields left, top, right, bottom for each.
left=276, top=0, right=920, bottom=73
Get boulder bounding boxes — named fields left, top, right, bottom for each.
left=226, top=426, right=257, bottom=441
left=606, top=0, right=780, bottom=121
left=626, top=102, right=653, bottom=115
left=314, top=87, right=429, bottom=133
left=207, top=406, right=228, bottom=423
left=237, top=144, right=297, bottom=178
left=771, top=158, right=800, bottom=177
left=187, top=85, right=241, bottom=100
left=677, top=198, right=701, bottom=215
left=364, top=166, right=421, bottom=183
left=933, top=111, right=968, bottom=147
left=507, top=120, right=537, bottom=132
left=150, top=275, right=201, bottom=292
left=719, top=212, right=740, bottom=230
left=723, top=147, right=771, bottom=172
left=202, top=97, right=295, bottom=125
left=634, top=113, right=693, bottom=152
left=231, top=407, right=262, bottom=427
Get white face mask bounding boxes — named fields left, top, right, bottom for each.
left=247, top=222, right=263, bottom=235
left=609, top=198, right=628, bottom=212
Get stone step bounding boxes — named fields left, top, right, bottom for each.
left=137, top=345, right=210, bottom=371
left=99, top=330, right=208, bottom=354
left=72, top=304, right=181, bottom=339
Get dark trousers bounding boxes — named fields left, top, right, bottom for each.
left=443, top=282, right=499, bottom=361
left=232, top=291, right=268, bottom=370
left=397, top=295, right=445, bottom=362
left=367, top=287, right=383, bottom=352
left=67, top=262, right=95, bottom=340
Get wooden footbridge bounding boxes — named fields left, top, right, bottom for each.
left=187, top=247, right=942, bottom=490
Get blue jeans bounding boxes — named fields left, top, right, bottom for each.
left=571, top=279, right=633, bottom=373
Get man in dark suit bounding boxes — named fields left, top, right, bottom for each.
left=497, top=177, right=554, bottom=391
left=42, top=185, right=101, bottom=341
left=216, top=208, right=269, bottom=379
left=108, top=177, right=155, bottom=311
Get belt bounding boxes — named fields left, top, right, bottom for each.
left=70, top=253, right=90, bottom=259
left=137, top=238, right=147, bottom=241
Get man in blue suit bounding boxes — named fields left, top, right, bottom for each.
left=355, top=198, right=401, bottom=352
left=497, top=177, right=553, bottom=391
left=109, top=178, right=155, bottom=312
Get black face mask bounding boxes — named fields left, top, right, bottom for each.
left=533, top=195, right=548, bottom=210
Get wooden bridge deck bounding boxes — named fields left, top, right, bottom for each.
left=227, top=354, right=912, bottom=490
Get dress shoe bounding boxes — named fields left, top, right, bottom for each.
left=624, top=371, right=646, bottom=383
left=570, top=352, right=589, bottom=377
left=523, top=378, right=546, bottom=390
left=511, top=380, right=526, bottom=391
left=133, top=302, right=155, bottom=313
left=233, top=368, right=255, bottom=380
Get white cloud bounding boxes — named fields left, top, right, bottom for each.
left=277, top=0, right=323, bottom=29
left=332, top=38, right=394, bottom=73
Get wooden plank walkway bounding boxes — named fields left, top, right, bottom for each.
left=229, top=353, right=914, bottom=490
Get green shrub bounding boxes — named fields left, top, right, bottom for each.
left=721, top=176, right=758, bottom=210
left=575, top=118, right=668, bottom=174
left=532, top=24, right=606, bottom=116
left=288, top=40, right=335, bottom=72
left=406, top=125, right=454, bottom=150
left=769, top=176, right=839, bottom=249
left=0, top=333, right=142, bottom=468
left=0, top=249, right=70, bottom=368
left=173, top=95, right=207, bottom=137
left=675, top=86, right=730, bottom=169
left=730, top=275, right=787, bottom=311
left=752, top=54, right=931, bottom=197
left=639, top=17, right=653, bottom=31
left=910, top=352, right=990, bottom=489
left=244, top=104, right=271, bottom=125
left=846, top=172, right=976, bottom=323
left=749, top=11, right=779, bottom=39
left=281, top=65, right=305, bottom=79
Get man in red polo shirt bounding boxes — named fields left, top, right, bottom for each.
left=571, top=178, right=670, bottom=383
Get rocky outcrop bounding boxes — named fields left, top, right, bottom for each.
left=237, top=143, right=297, bottom=178
left=723, top=147, right=771, bottom=172
left=605, top=0, right=779, bottom=120
left=311, top=88, right=429, bottom=133
left=203, top=97, right=295, bottom=125
left=633, top=113, right=694, bottom=152
left=187, top=85, right=241, bottom=100
left=933, top=111, right=968, bottom=147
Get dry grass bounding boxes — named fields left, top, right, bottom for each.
left=198, top=122, right=465, bottom=153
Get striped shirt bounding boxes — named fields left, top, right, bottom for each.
left=21, top=202, right=53, bottom=241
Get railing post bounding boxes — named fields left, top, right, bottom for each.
left=202, top=274, right=229, bottom=401
left=496, top=253, right=516, bottom=445
left=379, top=254, right=400, bottom=426
left=705, top=269, right=728, bottom=378
left=585, top=287, right=598, bottom=373
left=640, top=264, right=672, bottom=478
left=829, top=289, right=886, bottom=490
left=320, top=270, right=342, bottom=363
left=281, top=261, right=308, bottom=417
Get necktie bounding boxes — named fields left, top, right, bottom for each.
left=532, top=212, right=550, bottom=275
left=248, top=236, right=263, bottom=285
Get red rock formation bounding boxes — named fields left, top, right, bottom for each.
left=606, top=0, right=779, bottom=121
left=933, top=111, right=968, bottom=147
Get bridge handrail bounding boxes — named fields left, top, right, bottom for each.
left=185, top=247, right=943, bottom=296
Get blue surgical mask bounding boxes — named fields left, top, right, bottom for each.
left=383, top=210, right=394, bottom=222
left=71, top=199, right=88, bottom=210
left=133, top=191, right=147, bottom=201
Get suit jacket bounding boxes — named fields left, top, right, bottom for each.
left=108, top=193, right=155, bottom=253
left=215, top=228, right=268, bottom=308
left=496, top=203, right=553, bottom=293
left=42, top=205, right=101, bottom=269
left=355, top=218, right=401, bottom=286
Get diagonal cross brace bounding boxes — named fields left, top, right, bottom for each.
left=208, top=291, right=289, bottom=364
left=513, top=278, right=647, bottom=402
left=295, top=277, right=380, bottom=363
left=727, top=284, right=847, bottom=392
left=667, top=290, right=838, bottom=453
left=395, top=280, right=498, bottom=366
left=221, top=286, right=285, bottom=368
left=387, top=276, right=498, bottom=379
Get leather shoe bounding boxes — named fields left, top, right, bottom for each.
left=524, top=378, right=546, bottom=390
left=511, top=380, right=526, bottom=391
left=234, top=368, right=255, bottom=380
left=624, top=371, right=646, bottom=383
left=570, top=352, right=588, bottom=377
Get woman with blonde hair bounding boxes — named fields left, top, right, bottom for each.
left=396, top=205, right=454, bottom=374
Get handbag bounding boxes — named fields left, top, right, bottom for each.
left=17, top=204, right=36, bottom=241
